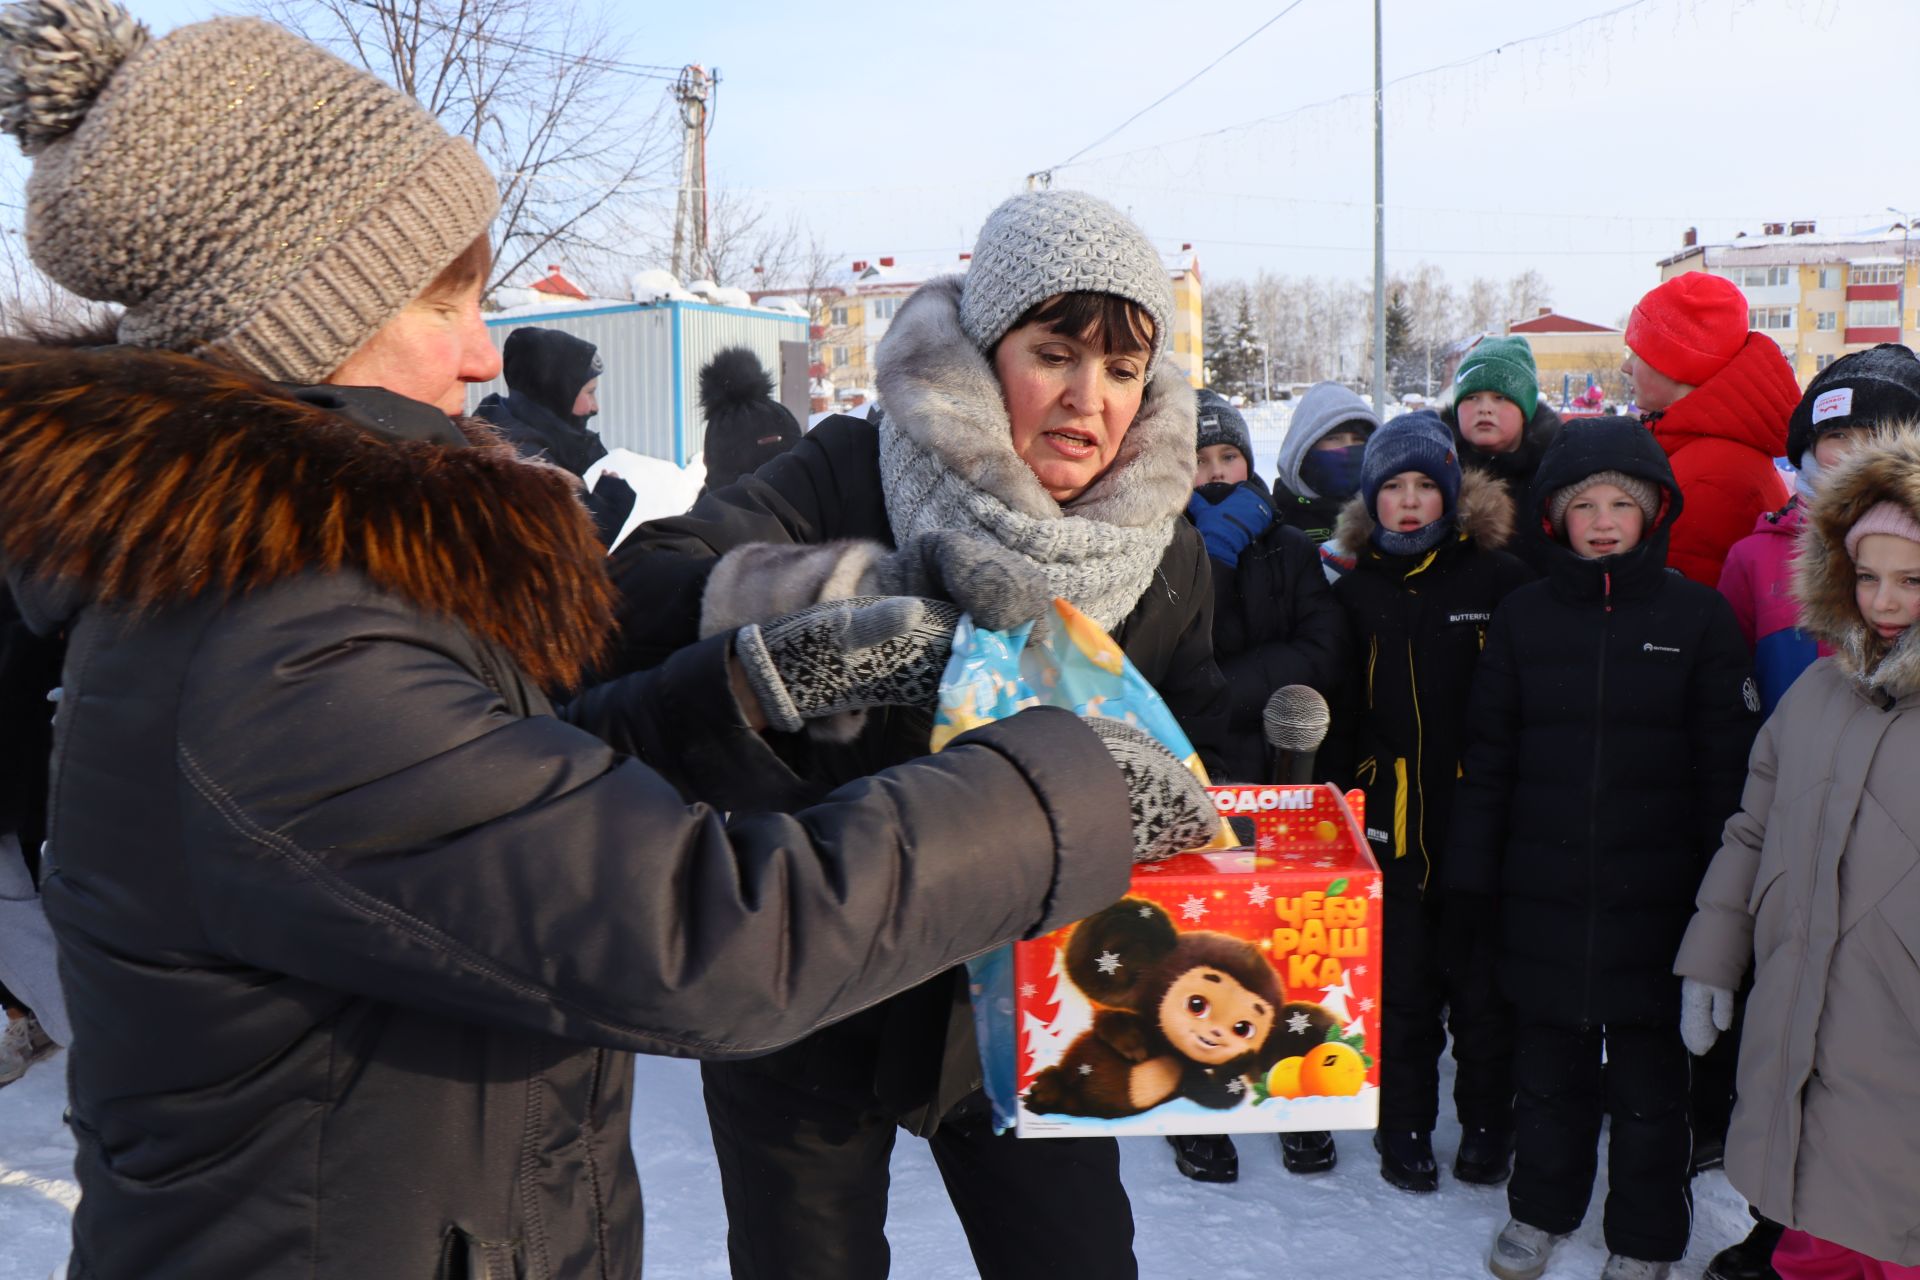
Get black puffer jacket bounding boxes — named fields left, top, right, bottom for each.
left=610, top=411, right=1229, bottom=1129
left=1442, top=399, right=1564, bottom=574
left=1447, top=415, right=1759, bottom=1028
left=0, top=343, right=1137, bottom=1280
left=1326, top=470, right=1534, bottom=900
left=1189, top=482, right=1347, bottom=781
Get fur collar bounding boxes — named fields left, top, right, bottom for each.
left=0, top=342, right=614, bottom=691
left=874, top=276, right=1195, bottom=528
left=1794, top=424, right=1920, bottom=701
left=1332, top=467, right=1516, bottom=557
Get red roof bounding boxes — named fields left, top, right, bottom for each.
left=1510, top=311, right=1618, bottom=335
left=529, top=265, right=589, bottom=301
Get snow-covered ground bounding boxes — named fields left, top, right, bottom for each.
left=1, top=1047, right=1754, bottom=1279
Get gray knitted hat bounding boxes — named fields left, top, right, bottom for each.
left=1195, top=388, right=1251, bottom=458
left=1547, top=469, right=1661, bottom=536
left=0, top=0, right=499, bottom=384
left=959, top=190, right=1174, bottom=375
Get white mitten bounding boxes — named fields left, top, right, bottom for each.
left=1679, top=977, right=1736, bottom=1056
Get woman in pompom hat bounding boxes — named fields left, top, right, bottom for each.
left=0, top=5, right=1215, bottom=1276
left=1623, top=271, right=1801, bottom=587
left=1676, top=428, right=1920, bottom=1280
left=610, top=188, right=1229, bottom=1279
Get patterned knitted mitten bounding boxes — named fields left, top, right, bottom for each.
left=735, top=596, right=961, bottom=733
left=1083, top=717, right=1218, bottom=863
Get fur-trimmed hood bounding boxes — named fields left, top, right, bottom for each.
left=874, top=275, right=1195, bottom=529
left=0, top=341, right=615, bottom=691
left=1331, top=467, right=1516, bottom=558
left=1794, top=424, right=1920, bottom=701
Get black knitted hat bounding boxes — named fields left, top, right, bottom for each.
left=1786, top=344, right=1920, bottom=467
left=700, top=347, right=800, bottom=490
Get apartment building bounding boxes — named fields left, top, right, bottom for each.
left=1657, top=220, right=1918, bottom=382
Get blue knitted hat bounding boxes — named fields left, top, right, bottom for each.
left=1360, top=409, right=1462, bottom=520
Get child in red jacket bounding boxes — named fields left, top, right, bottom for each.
left=1622, top=272, right=1801, bottom=588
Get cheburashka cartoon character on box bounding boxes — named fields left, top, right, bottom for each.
left=1023, top=897, right=1340, bottom=1119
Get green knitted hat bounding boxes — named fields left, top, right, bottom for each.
left=1452, top=336, right=1540, bottom=419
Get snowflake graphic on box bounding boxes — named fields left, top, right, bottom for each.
left=1245, top=884, right=1271, bottom=908
left=1179, top=895, right=1208, bottom=922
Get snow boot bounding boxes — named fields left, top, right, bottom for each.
left=1374, top=1127, right=1438, bottom=1192
left=1600, top=1256, right=1671, bottom=1280
left=1703, top=1217, right=1784, bottom=1280
left=1486, top=1218, right=1562, bottom=1280
left=0, top=1009, right=54, bottom=1087
left=1166, top=1133, right=1238, bottom=1183
left=1454, top=1125, right=1515, bottom=1185
left=1692, top=1134, right=1726, bottom=1175
left=1279, top=1129, right=1337, bottom=1174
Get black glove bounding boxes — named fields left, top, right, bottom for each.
left=867, top=530, right=1052, bottom=633
left=1083, top=718, right=1219, bottom=863
left=734, top=596, right=961, bottom=733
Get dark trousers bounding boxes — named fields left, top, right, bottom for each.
left=702, top=1059, right=1137, bottom=1280
left=1380, top=895, right=1515, bottom=1132
left=1509, top=1020, right=1693, bottom=1262
left=1691, top=979, right=1750, bottom=1150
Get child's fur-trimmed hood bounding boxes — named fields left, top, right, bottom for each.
left=0, top=341, right=615, bottom=691
left=1795, top=423, right=1920, bottom=701
left=1331, top=467, right=1516, bottom=557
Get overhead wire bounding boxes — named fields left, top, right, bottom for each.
left=1031, top=0, right=1315, bottom=184
left=1050, top=0, right=1663, bottom=174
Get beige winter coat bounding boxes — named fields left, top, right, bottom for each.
left=1675, top=429, right=1920, bottom=1266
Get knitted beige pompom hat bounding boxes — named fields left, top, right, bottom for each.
left=0, top=0, right=498, bottom=383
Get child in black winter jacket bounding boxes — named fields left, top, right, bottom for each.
left=1171, top=391, right=1348, bottom=1185
left=1186, top=391, right=1348, bottom=782
left=1447, top=416, right=1759, bottom=1280
left=1327, top=410, right=1533, bottom=1194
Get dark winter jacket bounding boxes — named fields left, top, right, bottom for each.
left=608, top=410, right=1229, bottom=1130
left=1447, top=415, right=1759, bottom=1028
left=0, top=341, right=1139, bottom=1279
left=1645, top=331, right=1800, bottom=587
left=1441, top=398, right=1564, bottom=574
left=0, top=586, right=57, bottom=869
left=475, top=327, right=635, bottom=546
left=1187, top=478, right=1347, bottom=781
left=1326, top=470, right=1534, bottom=900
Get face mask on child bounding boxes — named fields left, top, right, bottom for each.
left=1301, top=444, right=1367, bottom=500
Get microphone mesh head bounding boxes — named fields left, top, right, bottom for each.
left=1263, top=684, right=1331, bottom=753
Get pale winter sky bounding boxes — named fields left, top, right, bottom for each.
left=5, top=0, right=1910, bottom=327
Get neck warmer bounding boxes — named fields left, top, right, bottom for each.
left=1299, top=444, right=1366, bottom=501
left=1794, top=452, right=1823, bottom=501
left=874, top=277, right=1193, bottom=631
left=1372, top=518, right=1452, bottom=558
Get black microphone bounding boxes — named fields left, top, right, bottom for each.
left=1263, top=684, right=1331, bottom=785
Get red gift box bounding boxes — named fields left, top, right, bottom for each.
left=1008, top=784, right=1381, bottom=1138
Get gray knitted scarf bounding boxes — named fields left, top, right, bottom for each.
left=874, top=277, right=1197, bottom=631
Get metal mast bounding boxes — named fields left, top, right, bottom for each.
left=670, top=65, right=712, bottom=282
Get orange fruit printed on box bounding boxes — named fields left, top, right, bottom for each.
left=1009, top=784, right=1381, bottom=1139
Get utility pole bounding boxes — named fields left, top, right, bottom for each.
left=1371, top=0, right=1387, bottom=414
left=670, top=65, right=713, bottom=283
